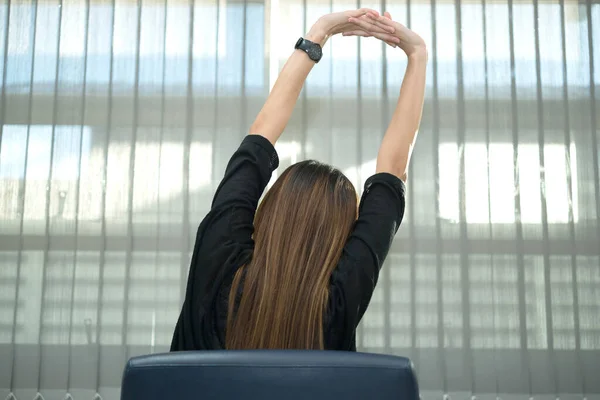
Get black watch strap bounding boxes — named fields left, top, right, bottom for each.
left=295, top=37, right=323, bottom=63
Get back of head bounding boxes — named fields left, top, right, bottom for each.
left=226, top=160, right=358, bottom=349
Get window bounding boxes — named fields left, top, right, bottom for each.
left=438, top=142, right=578, bottom=224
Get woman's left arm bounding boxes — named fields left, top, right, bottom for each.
left=249, top=8, right=398, bottom=145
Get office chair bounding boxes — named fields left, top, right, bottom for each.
left=121, top=350, right=419, bottom=399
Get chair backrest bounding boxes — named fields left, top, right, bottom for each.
left=121, top=350, right=419, bottom=400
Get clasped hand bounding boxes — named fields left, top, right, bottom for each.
left=307, top=9, right=427, bottom=58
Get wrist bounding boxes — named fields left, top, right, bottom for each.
left=305, top=21, right=329, bottom=47
left=407, top=46, right=428, bottom=63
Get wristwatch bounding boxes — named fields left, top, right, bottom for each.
left=295, top=37, right=323, bottom=63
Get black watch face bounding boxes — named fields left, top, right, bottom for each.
left=295, top=37, right=304, bottom=49
left=307, top=45, right=322, bottom=61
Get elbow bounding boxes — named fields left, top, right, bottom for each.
left=248, top=122, right=266, bottom=138
left=249, top=122, right=278, bottom=145
left=249, top=111, right=269, bottom=134
left=375, top=160, right=408, bottom=182
left=393, top=170, right=408, bottom=183
left=376, top=153, right=409, bottom=182
left=249, top=120, right=263, bottom=136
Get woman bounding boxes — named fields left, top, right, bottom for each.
left=171, top=9, right=427, bottom=351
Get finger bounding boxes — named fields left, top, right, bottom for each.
left=380, top=38, right=396, bottom=47
left=367, top=16, right=403, bottom=35
left=385, top=38, right=397, bottom=48
left=342, top=30, right=372, bottom=37
left=348, top=16, right=377, bottom=31
left=365, top=13, right=396, bottom=33
left=370, top=31, right=401, bottom=44
left=349, top=8, right=379, bottom=18
left=349, top=16, right=395, bottom=34
left=346, top=21, right=400, bottom=44
left=346, top=28, right=400, bottom=44
left=343, top=31, right=397, bottom=47
left=356, top=15, right=394, bottom=34
left=384, top=11, right=392, bottom=19
left=365, top=14, right=396, bottom=33
left=368, top=13, right=398, bottom=27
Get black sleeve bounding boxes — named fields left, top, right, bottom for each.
left=200, top=135, right=279, bottom=249
left=171, top=135, right=279, bottom=351
left=328, top=173, right=406, bottom=343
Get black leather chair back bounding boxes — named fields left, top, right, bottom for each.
left=121, top=350, right=419, bottom=400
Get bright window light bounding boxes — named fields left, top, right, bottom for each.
left=0, top=125, right=92, bottom=180
left=439, top=142, right=578, bottom=224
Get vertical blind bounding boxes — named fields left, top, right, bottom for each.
left=0, top=0, right=599, bottom=398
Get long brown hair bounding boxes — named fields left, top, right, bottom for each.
left=226, top=160, right=357, bottom=349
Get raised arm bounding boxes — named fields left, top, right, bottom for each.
left=345, top=13, right=427, bottom=181
left=250, top=9, right=399, bottom=145
left=377, top=54, right=426, bottom=181
left=248, top=45, right=318, bottom=146
left=376, top=16, right=427, bottom=181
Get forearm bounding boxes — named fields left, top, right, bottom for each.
left=249, top=51, right=315, bottom=145
left=249, top=29, right=327, bottom=145
left=376, top=49, right=427, bottom=181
